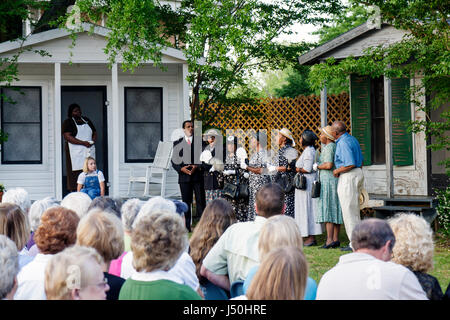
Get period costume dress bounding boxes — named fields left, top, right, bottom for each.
left=201, top=143, right=224, bottom=204
left=294, top=146, right=322, bottom=237
left=316, top=142, right=343, bottom=225
left=247, top=149, right=271, bottom=221
left=223, top=153, right=249, bottom=222
left=274, top=145, right=297, bottom=218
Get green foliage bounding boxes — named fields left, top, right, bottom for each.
left=0, top=184, right=5, bottom=192
left=436, top=187, right=450, bottom=237
left=308, top=0, right=450, bottom=175
left=274, top=66, right=314, bottom=98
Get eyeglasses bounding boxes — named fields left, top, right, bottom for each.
left=91, top=277, right=108, bottom=289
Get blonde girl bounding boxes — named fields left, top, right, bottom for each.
left=77, top=157, right=105, bottom=199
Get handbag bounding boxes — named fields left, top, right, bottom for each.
left=223, top=168, right=249, bottom=200
left=275, top=171, right=294, bottom=193
left=311, top=150, right=321, bottom=198
left=293, top=172, right=307, bottom=190
left=311, top=171, right=321, bottom=198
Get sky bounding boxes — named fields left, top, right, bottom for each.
left=275, top=23, right=320, bottom=43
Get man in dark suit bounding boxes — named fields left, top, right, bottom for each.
left=171, top=120, right=206, bottom=232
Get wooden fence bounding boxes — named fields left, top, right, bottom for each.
left=199, top=92, right=350, bottom=152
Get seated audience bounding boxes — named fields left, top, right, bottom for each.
left=243, top=215, right=318, bottom=300
left=316, top=218, right=428, bottom=300
left=27, top=197, right=60, bottom=254
left=76, top=209, right=125, bottom=300
left=201, top=183, right=285, bottom=291
left=189, top=199, right=236, bottom=296
left=120, top=197, right=200, bottom=295
left=245, top=246, right=308, bottom=300
left=0, top=203, right=33, bottom=269
left=14, top=206, right=79, bottom=300
left=45, top=245, right=109, bottom=300
left=87, top=196, right=122, bottom=218
left=2, top=187, right=31, bottom=215
left=388, top=213, right=444, bottom=300
left=119, top=211, right=201, bottom=300
left=60, top=192, right=92, bottom=219
left=0, top=235, right=19, bottom=300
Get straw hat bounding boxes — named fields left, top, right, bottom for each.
left=202, top=128, right=221, bottom=141
left=359, top=189, right=370, bottom=210
left=319, top=125, right=335, bottom=141
left=279, top=128, right=296, bottom=147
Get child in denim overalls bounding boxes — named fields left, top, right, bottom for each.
left=77, top=157, right=105, bottom=200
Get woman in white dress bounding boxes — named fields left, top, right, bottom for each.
left=294, top=130, right=322, bottom=246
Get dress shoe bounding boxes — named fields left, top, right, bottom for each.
left=304, top=241, right=317, bottom=247
left=330, top=241, right=340, bottom=248
left=340, top=246, right=353, bottom=252
left=319, top=242, right=333, bottom=249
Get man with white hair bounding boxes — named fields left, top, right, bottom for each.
left=2, top=187, right=31, bottom=214
left=0, top=235, right=19, bottom=300
left=120, top=196, right=201, bottom=297
left=60, top=192, right=92, bottom=218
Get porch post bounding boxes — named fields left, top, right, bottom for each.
left=111, top=63, right=120, bottom=197
left=182, top=63, right=190, bottom=121
left=384, top=73, right=394, bottom=198
left=54, top=63, right=62, bottom=200
left=320, top=82, right=327, bottom=128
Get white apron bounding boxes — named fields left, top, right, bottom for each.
left=68, top=117, right=95, bottom=171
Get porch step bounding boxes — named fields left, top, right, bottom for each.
left=373, top=204, right=437, bottom=224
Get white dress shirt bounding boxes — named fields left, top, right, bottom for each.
left=316, top=252, right=428, bottom=300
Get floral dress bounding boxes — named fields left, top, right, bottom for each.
left=274, top=145, right=297, bottom=218
left=316, top=142, right=343, bottom=225
left=248, top=149, right=271, bottom=221
left=223, top=153, right=250, bottom=222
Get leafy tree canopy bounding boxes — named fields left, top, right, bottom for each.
left=308, top=0, right=450, bottom=174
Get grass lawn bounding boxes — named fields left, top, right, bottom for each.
left=191, top=216, right=450, bottom=293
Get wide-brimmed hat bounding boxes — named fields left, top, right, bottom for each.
left=319, top=125, right=335, bottom=141
left=279, top=128, right=295, bottom=147
left=359, top=189, right=370, bottom=210
left=202, top=128, right=222, bottom=141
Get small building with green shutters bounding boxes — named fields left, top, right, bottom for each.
left=298, top=21, right=446, bottom=209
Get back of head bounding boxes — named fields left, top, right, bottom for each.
left=351, top=218, right=396, bottom=252
left=2, top=187, right=31, bottom=214
left=132, top=211, right=187, bottom=273
left=29, top=197, right=60, bottom=232
left=388, top=213, right=434, bottom=273
left=132, top=196, right=177, bottom=229
left=34, top=206, right=80, bottom=254
left=258, top=215, right=303, bottom=260
left=61, top=192, right=92, bottom=219
left=87, top=196, right=121, bottom=218
left=247, top=246, right=308, bottom=300
left=255, top=183, right=285, bottom=218
left=120, top=198, right=144, bottom=233
left=76, top=209, right=124, bottom=263
left=45, top=245, right=104, bottom=300
left=0, top=203, right=30, bottom=251
left=331, top=121, right=347, bottom=135
left=0, top=235, right=19, bottom=299
left=189, top=198, right=236, bottom=280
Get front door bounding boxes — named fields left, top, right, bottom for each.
left=61, top=86, right=108, bottom=197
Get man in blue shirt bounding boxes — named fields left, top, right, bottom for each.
left=331, top=121, right=365, bottom=252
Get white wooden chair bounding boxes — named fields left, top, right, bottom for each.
left=127, top=141, right=173, bottom=197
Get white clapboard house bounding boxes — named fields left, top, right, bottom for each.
left=298, top=21, right=448, bottom=221
left=0, top=21, right=190, bottom=200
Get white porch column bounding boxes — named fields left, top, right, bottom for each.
left=111, top=63, right=120, bottom=197
left=54, top=63, right=62, bottom=200
left=384, top=74, right=394, bottom=198
left=182, top=63, right=190, bottom=121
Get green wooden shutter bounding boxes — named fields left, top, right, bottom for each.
left=350, top=74, right=372, bottom=166
left=391, top=77, right=413, bottom=166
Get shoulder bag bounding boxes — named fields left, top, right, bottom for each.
left=311, top=150, right=321, bottom=198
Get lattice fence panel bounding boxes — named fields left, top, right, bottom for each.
left=199, top=92, right=350, bottom=153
